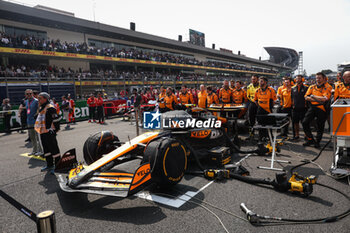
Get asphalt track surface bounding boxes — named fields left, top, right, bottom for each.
left=1, top=118, right=350, bottom=233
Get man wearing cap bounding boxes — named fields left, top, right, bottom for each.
left=35, top=92, right=61, bottom=173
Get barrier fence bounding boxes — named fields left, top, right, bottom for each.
left=0, top=100, right=156, bottom=132
left=0, top=190, right=56, bottom=233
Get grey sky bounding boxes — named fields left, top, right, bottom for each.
left=11, top=0, right=350, bottom=74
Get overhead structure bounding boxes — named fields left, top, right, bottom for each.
left=264, top=47, right=299, bottom=71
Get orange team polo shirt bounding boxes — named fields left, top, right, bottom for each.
left=219, top=88, right=233, bottom=103
left=254, top=86, right=277, bottom=113
left=179, top=92, right=194, bottom=104
left=158, top=92, right=166, bottom=108
left=198, top=91, right=208, bottom=108
left=164, top=94, right=178, bottom=110
left=207, top=93, right=219, bottom=107
left=281, top=87, right=292, bottom=108
left=334, top=82, right=350, bottom=100
left=304, top=84, right=331, bottom=112
left=277, top=84, right=286, bottom=106
left=232, top=88, right=247, bottom=104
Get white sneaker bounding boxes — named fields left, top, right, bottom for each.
left=35, top=152, right=44, bottom=157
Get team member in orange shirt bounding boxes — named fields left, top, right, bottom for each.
left=219, top=80, right=233, bottom=103
left=197, top=85, right=207, bottom=109
left=178, top=85, right=194, bottom=106
left=334, top=72, right=343, bottom=89
left=277, top=77, right=287, bottom=112
left=254, top=76, right=277, bottom=141
left=334, top=70, right=350, bottom=100
left=254, top=77, right=277, bottom=114
left=302, top=72, right=332, bottom=148
left=158, top=86, right=166, bottom=113
left=206, top=86, right=219, bottom=107
left=279, top=78, right=292, bottom=137
left=232, top=81, right=247, bottom=118
left=164, top=87, right=178, bottom=111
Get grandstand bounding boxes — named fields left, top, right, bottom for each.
left=0, top=0, right=292, bottom=103
left=264, top=47, right=299, bottom=70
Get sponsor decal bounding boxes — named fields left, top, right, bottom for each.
left=143, top=111, right=221, bottom=129
left=15, top=49, right=30, bottom=53
left=42, top=51, right=56, bottom=56
left=66, top=53, right=77, bottom=57
left=190, top=130, right=211, bottom=138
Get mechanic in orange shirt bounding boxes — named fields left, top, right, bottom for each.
left=302, top=72, right=332, bottom=148
left=334, top=72, right=343, bottom=89
left=279, top=77, right=292, bottom=137
left=232, top=80, right=248, bottom=118
left=178, top=85, right=194, bottom=106
left=164, top=87, right=178, bottom=111
left=158, top=86, right=166, bottom=112
left=334, top=70, right=350, bottom=100
left=206, top=86, right=219, bottom=107
left=197, top=85, right=207, bottom=109
left=219, top=80, right=233, bottom=103
left=277, top=77, right=287, bottom=112
left=254, top=77, right=277, bottom=114
left=254, top=76, right=277, bottom=141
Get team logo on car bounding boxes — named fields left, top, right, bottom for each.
left=143, top=111, right=161, bottom=129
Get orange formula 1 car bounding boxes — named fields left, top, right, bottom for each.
left=57, top=111, right=264, bottom=197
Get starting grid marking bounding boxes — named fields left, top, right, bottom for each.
left=20, top=153, right=45, bottom=161
left=135, top=181, right=214, bottom=208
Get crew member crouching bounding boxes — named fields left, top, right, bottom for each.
left=35, top=92, right=61, bottom=173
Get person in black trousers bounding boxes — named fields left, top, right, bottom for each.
left=35, top=92, right=61, bottom=174
left=19, top=96, right=27, bottom=134
left=96, top=92, right=105, bottom=124
left=2, top=98, right=12, bottom=134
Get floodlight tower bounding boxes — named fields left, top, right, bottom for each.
left=298, top=51, right=303, bottom=75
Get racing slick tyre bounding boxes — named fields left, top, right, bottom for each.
left=83, top=131, right=119, bottom=165
left=143, top=137, right=187, bottom=187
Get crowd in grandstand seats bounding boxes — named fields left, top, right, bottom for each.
left=0, top=32, right=277, bottom=73
left=0, top=64, right=282, bottom=88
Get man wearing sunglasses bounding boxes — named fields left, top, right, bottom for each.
left=25, top=89, right=43, bottom=156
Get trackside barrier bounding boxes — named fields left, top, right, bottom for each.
left=0, top=102, right=156, bottom=133
left=0, top=190, right=56, bottom=233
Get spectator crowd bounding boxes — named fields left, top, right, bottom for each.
left=0, top=31, right=277, bottom=74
